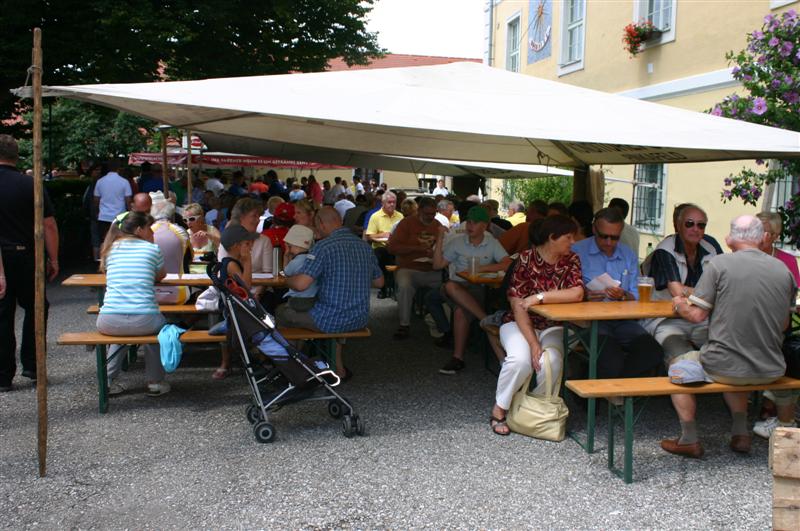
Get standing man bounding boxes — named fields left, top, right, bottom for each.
left=432, top=179, right=449, bottom=197
left=662, top=215, right=796, bottom=458
left=387, top=197, right=442, bottom=339
left=280, top=207, right=384, bottom=380
left=0, top=135, right=59, bottom=391
left=572, top=208, right=663, bottom=379
left=365, top=191, right=403, bottom=299
left=94, top=160, right=132, bottom=243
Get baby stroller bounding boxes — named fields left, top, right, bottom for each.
left=208, top=260, right=365, bottom=443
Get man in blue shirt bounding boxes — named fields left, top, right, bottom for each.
left=572, top=207, right=663, bottom=379
left=280, top=207, right=383, bottom=380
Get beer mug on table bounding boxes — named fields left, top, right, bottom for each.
left=637, top=276, right=654, bottom=302
left=468, top=256, right=480, bottom=278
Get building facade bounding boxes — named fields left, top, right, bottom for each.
left=486, top=0, right=799, bottom=256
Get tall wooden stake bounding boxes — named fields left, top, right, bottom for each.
left=32, top=27, right=48, bottom=478
left=161, top=131, right=169, bottom=193
left=186, top=130, right=192, bottom=205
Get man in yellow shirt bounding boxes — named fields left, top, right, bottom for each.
left=366, top=191, right=403, bottom=299
left=505, top=200, right=527, bottom=226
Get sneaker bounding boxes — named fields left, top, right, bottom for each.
left=439, top=357, right=465, bottom=375
left=22, top=369, right=37, bottom=381
left=753, top=417, right=797, bottom=439
left=146, top=381, right=171, bottom=397
left=108, top=381, right=126, bottom=396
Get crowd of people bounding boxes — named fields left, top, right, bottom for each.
left=3, top=142, right=798, bottom=459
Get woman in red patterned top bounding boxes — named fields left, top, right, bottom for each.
left=491, top=215, right=585, bottom=436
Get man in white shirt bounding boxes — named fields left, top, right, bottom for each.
left=204, top=171, right=225, bottom=197
left=93, top=161, right=132, bottom=242
left=435, top=199, right=455, bottom=228
left=334, top=193, right=356, bottom=221
left=432, top=179, right=449, bottom=197
left=353, top=176, right=366, bottom=196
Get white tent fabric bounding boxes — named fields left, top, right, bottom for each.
left=25, top=62, right=800, bottom=167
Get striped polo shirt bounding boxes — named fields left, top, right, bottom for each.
left=100, top=239, right=165, bottom=315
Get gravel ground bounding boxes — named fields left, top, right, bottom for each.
left=0, top=275, right=777, bottom=530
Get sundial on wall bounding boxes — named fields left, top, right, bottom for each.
left=529, top=0, right=551, bottom=52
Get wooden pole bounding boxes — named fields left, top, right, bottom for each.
left=32, top=27, right=48, bottom=478
left=186, top=130, right=192, bottom=205
left=161, top=131, right=169, bottom=193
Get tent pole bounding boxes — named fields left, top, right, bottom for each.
left=161, top=132, right=169, bottom=193
left=186, top=130, right=192, bottom=205
left=32, top=27, right=48, bottom=478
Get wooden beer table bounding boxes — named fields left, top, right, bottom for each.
left=455, top=270, right=505, bottom=288
left=530, top=300, right=676, bottom=454
left=62, top=273, right=287, bottom=289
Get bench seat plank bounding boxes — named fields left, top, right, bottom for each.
left=87, top=304, right=207, bottom=314
left=57, top=328, right=371, bottom=346
left=566, top=376, right=800, bottom=398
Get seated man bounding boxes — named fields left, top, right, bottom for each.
left=365, top=191, right=403, bottom=299
left=386, top=197, right=442, bottom=340
left=572, top=208, right=663, bottom=379
left=504, top=200, right=527, bottom=226
left=432, top=206, right=511, bottom=374
left=643, top=204, right=720, bottom=364
left=662, top=215, right=796, bottom=458
left=498, top=199, right=548, bottom=255
left=279, top=207, right=384, bottom=380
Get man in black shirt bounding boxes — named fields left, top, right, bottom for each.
left=0, top=134, right=59, bottom=392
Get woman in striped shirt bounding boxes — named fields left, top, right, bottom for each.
left=97, top=211, right=170, bottom=397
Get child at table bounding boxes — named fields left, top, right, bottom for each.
left=282, top=225, right=318, bottom=312
left=210, top=224, right=258, bottom=380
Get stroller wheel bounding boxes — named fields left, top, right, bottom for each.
left=253, top=421, right=276, bottom=443
left=327, top=400, right=345, bottom=419
left=355, top=415, right=367, bottom=437
left=246, top=404, right=263, bottom=425
left=342, top=415, right=356, bottom=438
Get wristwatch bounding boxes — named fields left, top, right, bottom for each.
left=536, top=293, right=545, bottom=304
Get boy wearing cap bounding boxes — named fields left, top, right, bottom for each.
left=263, top=202, right=295, bottom=248
left=432, top=206, right=511, bottom=374
left=281, top=225, right=318, bottom=312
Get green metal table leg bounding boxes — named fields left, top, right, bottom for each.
left=586, top=320, right=598, bottom=454
left=607, top=399, right=616, bottom=471
left=96, top=344, right=109, bottom=414
left=623, top=397, right=634, bottom=484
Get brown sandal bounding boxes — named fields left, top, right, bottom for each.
left=490, top=415, right=510, bottom=436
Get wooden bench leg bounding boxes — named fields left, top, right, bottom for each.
left=95, top=345, right=109, bottom=414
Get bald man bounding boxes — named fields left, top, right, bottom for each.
left=131, top=192, right=152, bottom=213
left=279, top=206, right=383, bottom=380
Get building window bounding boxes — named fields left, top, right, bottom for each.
left=558, top=0, right=585, bottom=76
left=506, top=15, right=520, bottom=72
left=632, top=164, right=666, bottom=234
left=633, top=0, right=677, bottom=49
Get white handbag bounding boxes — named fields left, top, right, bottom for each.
left=506, top=347, right=569, bottom=442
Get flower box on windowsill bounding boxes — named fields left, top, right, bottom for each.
left=644, top=28, right=664, bottom=41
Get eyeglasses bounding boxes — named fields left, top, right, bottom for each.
left=595, top=231, right=620, bottom=241
left=684, top=219, right=707, bottom=230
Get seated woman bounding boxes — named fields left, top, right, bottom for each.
left=293, top=198, right=316, bottom=230
left=491, top=215, right=584, bottom=436
left=97, top=211, right=170, bottom=397
left=184, top=202, right=220, bottom=260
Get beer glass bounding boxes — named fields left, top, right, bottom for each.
left=637, top=276, right=654, bottom=302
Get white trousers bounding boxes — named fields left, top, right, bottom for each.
left=495, top=322, right=564, bottom=410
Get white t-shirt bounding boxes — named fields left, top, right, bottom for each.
left=204, top=177, right=225, bottom=196
left=433, top=187, right=449, bottom=197
left=334, top=199, right=356, bottom=220
left=94, top=172, right=132, bottom=222
left=435, top=212, right=451, bottom=227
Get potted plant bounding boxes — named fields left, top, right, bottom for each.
left=622, top=20, right=661, bottom=57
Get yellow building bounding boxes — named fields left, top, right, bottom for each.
left=486, top=0, right=798, bottom=256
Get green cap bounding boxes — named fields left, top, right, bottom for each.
left=466, top=206, right=490, bottom=223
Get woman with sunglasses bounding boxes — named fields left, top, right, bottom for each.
left=643, top=203, right=720, bottom=364
left=183, top=203, right=220, bottom=256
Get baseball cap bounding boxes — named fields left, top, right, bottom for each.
left=221, top=224, right=259, bottom=250
left=274, top=202, right=296, bottom=222
left=466, top=206, right=490, bottom=223
left=284, top=225, right=314, bottom=250
left=668, top=359, right=713, bottom=384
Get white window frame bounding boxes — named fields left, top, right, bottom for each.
left=558, top=0, right=586, bottom=77
left=633, top=0, right=677, bottom=52
left=632, top=163, right=668, bottom=235
left=506, top=12, right=521, bottom=73
left=771, top=0, right=797, bottom=9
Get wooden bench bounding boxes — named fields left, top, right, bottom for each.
left=566, top=376, right=800, bottom=484
left=86, top=304, right=208, bottom=314
left=57, top=327, right=371, bottom=413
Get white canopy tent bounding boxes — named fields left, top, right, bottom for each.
left=16, top=62, right=800, bottom=171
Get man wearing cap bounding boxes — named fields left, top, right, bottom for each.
left=662, top=215, right=796, bottom=458
left=366, top=191, right=403, bottom=299
left=572, top=208, right=663, bottom=381
left=386, top=197, right=442, bottom=340
left=432, top=206, right=511, bottom=374
left=281, top=207, right=384, bottom=380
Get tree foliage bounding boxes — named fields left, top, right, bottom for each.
left=501, top=176, right=573, bottom=208
left=712, top=9, right=800, bottom=243
left=0, top=0, right=384, bottom=154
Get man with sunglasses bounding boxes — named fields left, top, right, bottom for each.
left=572, top=208, right=663, bottom=380
left=643, top=204, right=720, bottom=364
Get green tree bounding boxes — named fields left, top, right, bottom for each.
left=502, top=176, right=573, bottom=208
left=710, top=9, right=800, bottom=242
left=0, top=0, right=384, bottom=144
